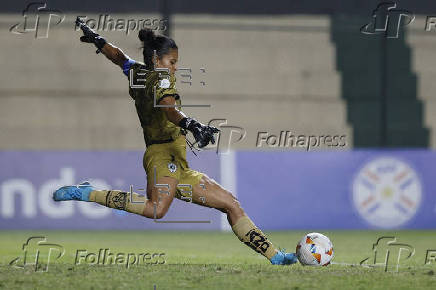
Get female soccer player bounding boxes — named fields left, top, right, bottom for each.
left=53, top=19, right=297, bottom=265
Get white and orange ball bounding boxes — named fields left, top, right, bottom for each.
left=296, top=233, right=334, bottom=266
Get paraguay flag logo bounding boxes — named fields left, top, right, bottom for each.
left=352, top=157, right=422, bottom=228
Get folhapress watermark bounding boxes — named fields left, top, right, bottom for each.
left=204, top=119, right=246, bottom=154
left=360, top=2, right=436, bottom=37
left=256, top=131, right=347, bottom=151
left=9, top=3, right=168, bottom=39
left=361, top=2, right=414, bottom=38
left=76, top=15, right=167, bottom=35
left=9, top=2, right=65, bottom=38
left=360, top=236, right=436, bottom=272
left=75, top=249, right=166, bottom=268
left=10, top=236, right=166, bottom=271
left=9, top=236, right=65, bottom=272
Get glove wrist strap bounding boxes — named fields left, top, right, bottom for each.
left=179, top=117, right=197, bottom=131
left=94, top=36, right=107, bottom=52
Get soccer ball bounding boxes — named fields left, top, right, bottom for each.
left=296, top=233, right=334, bottom=266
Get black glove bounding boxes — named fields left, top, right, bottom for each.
left=75, top=17, right=107, bottom=54
left=179, top=117, right=220, bottom=148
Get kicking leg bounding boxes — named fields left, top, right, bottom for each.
left=189, top=174, right=297, bottom=265
left=53, top=177, right=177, bottom=219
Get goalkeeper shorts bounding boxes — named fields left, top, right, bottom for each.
left=143, top=134, right=203, bottom=200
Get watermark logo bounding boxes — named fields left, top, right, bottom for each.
left=129, top=65, right=210, bottom=108
left=352, top=157, right=422, bottom=228
left=75, top=15, right=167, bottom=35
left=256, top=131, right=346, bottom=151
left=425, top=250, right=436, bottom=265
left=10, top=2, right=65, bottom=38
left=425, top=17, right=436, bottom=32
left=205, top=119, right=246, bottom=154
left=361, top=2, right=414, bottom=38
left=75, top=249, right=165, bottom=268
left=9, top=236, right=64, bottom=272
left=9, top=236, right=165, bottom=271
left=360, top=236, right=415, bottom=272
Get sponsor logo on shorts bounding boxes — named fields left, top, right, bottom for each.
left=168, top=162, right=177, bottom=173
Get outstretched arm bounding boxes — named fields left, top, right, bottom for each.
left=100, top=44, right=128, bottom=68
left=76, top=17, right=129, bottom=68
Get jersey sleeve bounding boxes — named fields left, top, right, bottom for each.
left=122, top=58, right=136, bottom=76
left=126, top=60, right=149, bottom=100
left=154, top=73, right=179, bottom=104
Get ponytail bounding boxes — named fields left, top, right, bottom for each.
left=138, top=29, right=177, bottom=70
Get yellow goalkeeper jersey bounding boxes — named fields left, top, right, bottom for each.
left=126, top=61, right=182, bottom=146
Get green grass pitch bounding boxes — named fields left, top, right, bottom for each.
left=0, top=230, right=435, bottom=289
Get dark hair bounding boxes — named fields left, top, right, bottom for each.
left=138, top=29, right=178, bottom=70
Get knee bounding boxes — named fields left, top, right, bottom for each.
left=153, top=204, right=171, bottom=219
left=224, top=192, right=244, bottom=214
left=153, top=207, right=167, bottom=219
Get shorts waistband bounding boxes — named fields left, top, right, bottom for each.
left=145, top=130, right=187, bottom=146
left=148, top=138, right=174, bottom=145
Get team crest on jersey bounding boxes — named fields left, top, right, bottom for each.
left=159, top=78, right=171, bottom=89
left=168, top=162, right=177, bottom=173
left=352, top=157, right=422, bottom=228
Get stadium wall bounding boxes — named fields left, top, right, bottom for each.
left=2, top=12, right=436, bottom=149
left=0, top=13, right=349, bottom=150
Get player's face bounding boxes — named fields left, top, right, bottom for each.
left=156, top=48, right=178, bottom=75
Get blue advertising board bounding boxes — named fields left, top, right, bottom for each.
left=0, top=150, right=435, bottom=230
left=0, top=150, right=221, bottom=230
left=237, top=150, right=435, bottom=230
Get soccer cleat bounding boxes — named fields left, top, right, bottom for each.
left=52, top=181, right=94, bottom=202
left=270, top=249, right=298, bottom=265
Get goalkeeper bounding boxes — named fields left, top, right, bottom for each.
left=53, top=18, right=297, bottom=265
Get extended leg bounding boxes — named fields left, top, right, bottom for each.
left=53, top=177, right=177, bottom=219
left=189, top=174, right=297, bottom=265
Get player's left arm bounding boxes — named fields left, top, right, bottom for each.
left=159, top=96, right=187, bottom=125
left=159, top=96, right=219, bottom=148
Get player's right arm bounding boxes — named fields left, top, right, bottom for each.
left=75, top=17, right=133, bottom=71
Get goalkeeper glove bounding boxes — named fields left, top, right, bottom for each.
left=179, top=117, right=220, bottom=148
left=75, top=17, right=107, bottom=54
